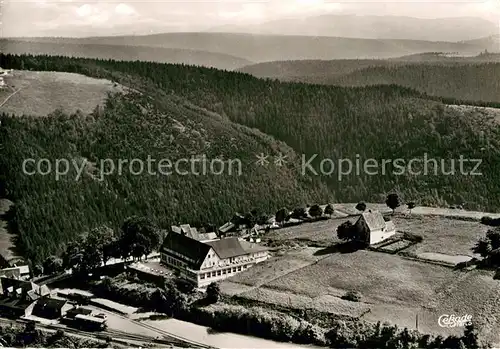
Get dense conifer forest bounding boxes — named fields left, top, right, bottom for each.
left=1, top=53, right=500, bottom=262
left=298, top=63, right=500, bottom=103
left=240, top=59, right=500, bottom=103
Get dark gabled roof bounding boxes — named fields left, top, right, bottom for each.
left=0, top=277, right=36, bottom=295
left=205, top=238, right=247, bottom=259
left=171, top=224, right=217, bottom=242
left=0, top=298, right=34, bottom=310
left=239, top=240, right=270, bottom=254
left=34, top=297, right=67, bottom=311
left=161, top=232, right=211, bottom=268
left=358, top=211, right=386, bottom=231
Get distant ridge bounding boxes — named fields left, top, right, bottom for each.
left=1, top=32, right=490, bottom=64
left=0, top=39, right=253, bottom=70
left=207, top=15, right=498, bottom=42
left=460, top=34, right=500, bottom=53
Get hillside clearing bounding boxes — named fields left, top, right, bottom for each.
left=264, top=217, right=350, bottom=246
left=0, top=70, right=126, bottom=116
left=225, top=209, right=499, bottom=340
left=447, top=104, right=500, bottom=125
left=263, top=211, right=485, bottom=258
left=393, top=215, right=486, bottom=256
left=224, top=248, right=500, bottom=339
left=332, top=203, right=500, bottom=220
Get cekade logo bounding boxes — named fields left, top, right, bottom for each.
left=438, top=314, right=473, bottom=328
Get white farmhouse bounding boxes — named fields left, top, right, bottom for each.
left=354, top=210, right=396, bottom=245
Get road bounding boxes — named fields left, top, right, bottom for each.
left=82, top=304, right=213, bottom=348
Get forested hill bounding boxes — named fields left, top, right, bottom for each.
left=0, top=39, right=253, bottom=71
left=287, top=63, right=500, bottom=103
left=239, top=60, right=500, bottom=103
left=2, top=53, right=500, bottom=262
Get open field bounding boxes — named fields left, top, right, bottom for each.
left=265, top=206, right=488, bottom=259
left=224, top=209, right=500, bottom=342
left=393, top=215, right=486, bottom=257
left=333, top=203, right=500, bottom=220
left=223, top=247, right=500, bottom=340
left=0, top=70, right=126, bottom=117
left=264, top=250, right=455, bottom=303
left=264, top=217, right=350, bottom=246
left=238, top=286, right=371, bottom=319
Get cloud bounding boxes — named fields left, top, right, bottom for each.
left=1, top=0, right=498, bottom=37
left=76, top=4, right=93, bottom=17
left=115, top=4, right=136, bottom=16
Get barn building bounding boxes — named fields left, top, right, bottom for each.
left=354, top=210, right=396, bottom=245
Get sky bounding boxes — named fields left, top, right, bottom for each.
left=1, top=0, right=499, bottom=37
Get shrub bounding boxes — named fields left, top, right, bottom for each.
left=481, top=216, right=500, bottom=226
left=341, top=291, right=361, bottom=302
left=455, top=262, right=468, bottom=270
left=355, top=202, right=367, bottom=212
left=402, top=231, right=423, bottom=243
left=206, top=282, right=221, bottom=304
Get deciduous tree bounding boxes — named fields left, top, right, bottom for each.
left=324, top=204, right=334, bottom=217
left=385, top=194, right=401, bottom=215
left=206, top=282, right=221, bottom=303
left=275, top=208, right=288, bottom=226
left=355, top=202, right=367, bottom=212
left=309, top=204, right=323, bottom=219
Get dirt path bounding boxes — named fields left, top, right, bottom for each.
left=0, top=87, right=24, bottom=109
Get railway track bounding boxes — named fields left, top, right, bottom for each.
left=0, top=317, right=177, bottom=347
left=131, top=319, right=214, bottom=348
left=88, top=301, right=214, bottom=348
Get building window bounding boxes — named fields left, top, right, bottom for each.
left=217, top=270, right=221, bottom=276
left=200, top=274, right=205, bottom=279
left=222, top=269, right=226, bottom=274
left=212, top=271, right=216, bottom=277
left=228, top=268, right=232, bottom=274
left=232, top=267, right=236, bottom=272
left=237, top=266, right=241, bottom=271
